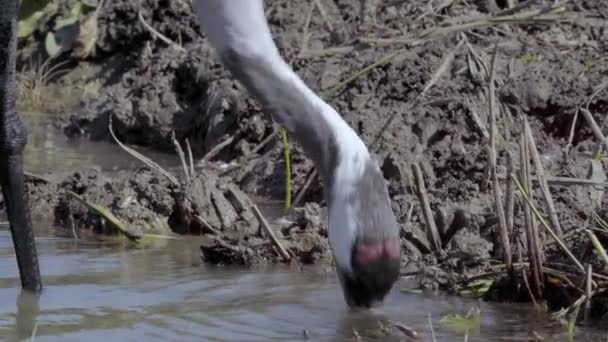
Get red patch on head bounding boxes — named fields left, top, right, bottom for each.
left=355, top=238, right=400, bottom=265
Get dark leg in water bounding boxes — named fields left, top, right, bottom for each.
left=0, top=0, right=42, bottom=292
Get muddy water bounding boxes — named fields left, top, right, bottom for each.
left=3, top=225, right=608, bottom=342
left=22, top=112, right=181, bottom=175
left=0, top=228, right=603, bottom=342
left=0, top=115, right=602, bottom=341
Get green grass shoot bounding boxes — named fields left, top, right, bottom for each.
left=281, top=127, right=292, bottom=210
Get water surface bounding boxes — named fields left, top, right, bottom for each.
left=0, top=114, right=603, bottom=341
left=1, top=228, right=604, bottom=342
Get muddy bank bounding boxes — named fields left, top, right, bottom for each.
left=12, top=0, right=608, bottom=326
left=7, top=165, right=333, bottom=268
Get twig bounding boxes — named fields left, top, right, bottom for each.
left=185, top=138, right=195, bottom=179
left=30, top=321, right=39, bottom=342
left=522, top=267, right=538, bottom=307
left=171, top=131, right=192, bottom=183
left=524, top=117, right=563, bottom=237
left=498, top=174, right=608, bottom=187
left=587, top=80, right=608, bottom=158
left=512, top=174, right=585, bottom=272
left=293, top=168, right=318, bottom=208
left=201, top=135, right=236, bottom=163
left=281, top=128, right=292, bottom=209
left=564, top=108, right=579, bottom=157
left=138, top=10, right=185, bottom=52
left=580, top=107, right=608, bottom=153
left=194, top=215, right=220, bottom=235
left=584, top=264, right=593, bottom=324
left=108, top=115, right=179, bottom=186
left=505, top=152, right=515, bottom=234
left=298, top=46, right=354, bottom=59
left=252, top=205, right=291, bottom=261
left=390, top=321, right=421, bottom=340
left=487, top=43, right=512, bottom=272
left=412, top=163, right=442, bottom=253
left=323, top=50, right=401, bottom=100
left=359, top=4, right=572, bottom=47
left=520, top=128, right=543, bottom=298
left=428, top=313, right=437, bottom=342
left=586, top=229, right=608, bottom=271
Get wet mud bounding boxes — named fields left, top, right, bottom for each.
left=8, top=0, right=608, bottom=325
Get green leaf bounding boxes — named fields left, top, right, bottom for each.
left=459, top=279, right=492, bottom=298
left=54, top=1, right=83, bottom=29
left=439, top=308, right=480, bottom=335
left=18, top=0, right=51, bottom=21
left=67, top=190, right=143, bottom=242
left=17, top=9, right=44, bottom=38
left=17, top=0, right=52, bottom=38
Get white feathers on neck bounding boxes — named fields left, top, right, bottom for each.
left=194, top=0, right=372, bottom=273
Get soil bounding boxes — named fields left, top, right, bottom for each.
left=7, top=0, right=608, bottom=324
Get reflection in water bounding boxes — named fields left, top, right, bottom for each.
left=15, top=291, right=40, bottom=341
left=22, top=112, right=181, bottom=175
left=0, top=229, right=605, bottom=342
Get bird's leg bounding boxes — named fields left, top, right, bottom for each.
left=0, top=0, right=42, bottom=292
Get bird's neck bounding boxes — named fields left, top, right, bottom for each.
left=194, top=0, right=371, bottom=184
left=267, top=59, right=371, bottom=183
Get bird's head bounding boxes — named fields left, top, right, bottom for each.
left=327, top=155, right=401, bottom=309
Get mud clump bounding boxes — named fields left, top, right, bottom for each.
left=199, top=203, right=331, bottom=267
left=16, top=165, right=332, bottom=267
left=61, top=0, right=274, bottom=160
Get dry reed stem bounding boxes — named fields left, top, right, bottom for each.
left=428, top=313, right=437, bottom=342
left=512, top=174, right=585, bottom=272
left=586, top=229, right=608, bottom=272
left=564, top=108, right=579, bottom=157
left=293, top=168, right=318, bottom=208
left=584, top=264, right=592, bottom=324
left=505, top=152, right=515, bottom=234
left=580, top=107, right=608, bottom=153
left=201, top=135, right=236, bottom=163
left=498, top=174, right=608, bottom=187
left=587, top=80, right=608, bottom=156
left=412, top=163, right=442, bottom=253
left=487, top=44, right=512, bottom=272
left=171, top=131, right=192, bottom=183
left=138, top=10, right=185, bottom=52
left=520, top=130, right=543, bottom=298
left=109, top=115, right=179, bottom=186
left=185, top=139, right=195, bottom=179
left=390, top=321, right=421, bottom=340
left=252, top=205, right=292, bottom=262
left=358, top=3, right=572, bottom=47
left=521, top=267, right=538, bottom=307
left=523, top=117, right=563, bottom=237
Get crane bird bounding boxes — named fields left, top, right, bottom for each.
left=193, top=0, right=401, bottom=308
